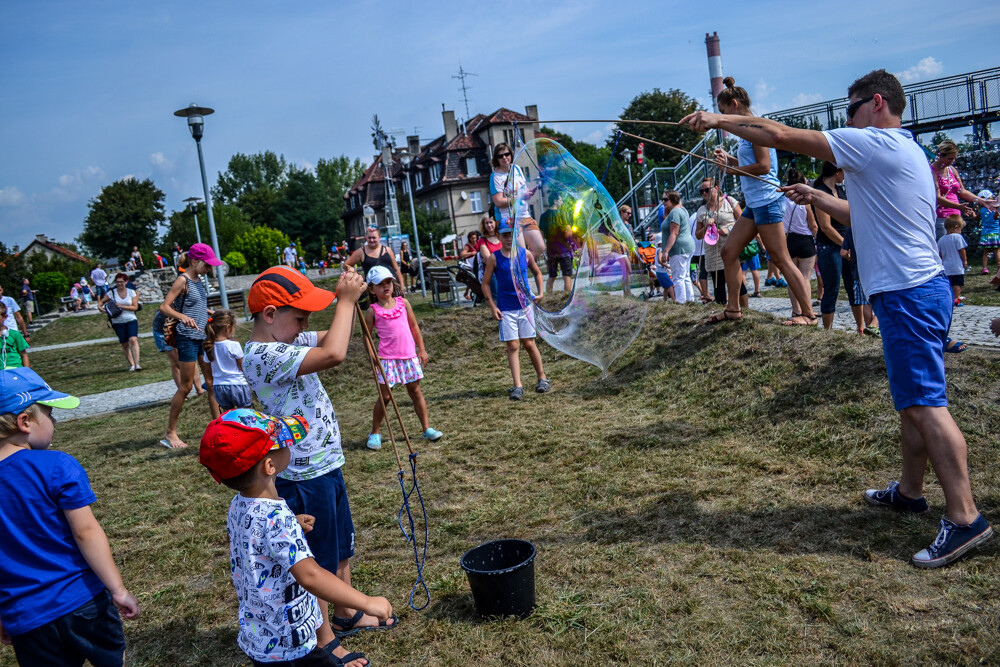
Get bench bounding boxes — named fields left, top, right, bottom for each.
left=58, top=296, right=77, bottom=312
left=207, top=290, right=249, bottom=320
left=424, top=266, right=461, bottom=307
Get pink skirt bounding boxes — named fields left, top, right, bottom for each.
left=377, top=357, right=424, bottom=386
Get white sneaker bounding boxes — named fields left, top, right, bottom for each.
left=128, top=365, right=136, bottom=372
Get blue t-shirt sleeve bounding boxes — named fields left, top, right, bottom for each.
left=50, top=453, right=97, bottom=511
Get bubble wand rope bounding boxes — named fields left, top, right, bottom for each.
left=354, top=303, right=430, bottom=611
left=618, top=130, right=776, bottom=186
left=529, top=119, right=682, bottom=126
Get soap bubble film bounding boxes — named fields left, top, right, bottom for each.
left=507, top=138, right=649, bottom=375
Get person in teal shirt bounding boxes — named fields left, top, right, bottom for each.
left=658, top=190, right=695, bottom=303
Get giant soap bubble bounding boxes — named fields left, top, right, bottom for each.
left=501, top=138, right=649, bottom=376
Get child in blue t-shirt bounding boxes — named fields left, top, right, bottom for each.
left=977, top=189, right=999, bottom=274
left=0, top=368, right=140, bottom=666
left=480, top=221, right=551, bottom=400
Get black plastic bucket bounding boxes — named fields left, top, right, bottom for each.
left=460, top=539, right=536, bottom=618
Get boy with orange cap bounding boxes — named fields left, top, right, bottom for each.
left=243, top=266, right=397, bottom=652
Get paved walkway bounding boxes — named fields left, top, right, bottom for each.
left=33, top=332, right=154, bottom=353
left=52, top=380, right=196, bottom=423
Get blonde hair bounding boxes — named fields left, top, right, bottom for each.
left=937, top=140, right=959, bottom=158
left=0, top=404, right=44, bottom=440
left=203, top=309, right=238, bottom=363
left=479, top=215, right=498, bottom=238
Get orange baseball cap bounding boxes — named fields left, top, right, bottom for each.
left=248, top=266, right=335, bottom=315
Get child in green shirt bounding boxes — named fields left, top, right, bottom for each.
left=0, top=302, right=29, bottom=369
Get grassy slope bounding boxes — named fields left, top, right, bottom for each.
left=9, top=299, right=1000, bottom=666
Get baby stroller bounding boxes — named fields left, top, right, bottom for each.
left=634, top=242, right=662, bottom=300
left=451, top=263, right=485, bottom=305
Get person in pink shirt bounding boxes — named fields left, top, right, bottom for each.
left=931, top=140, right=994, bottom=240
left=363, top=266, right=442, bottom=450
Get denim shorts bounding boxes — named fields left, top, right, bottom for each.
left=870, top=274, right=952, bottom=411
left=10, top=590, right=126, bottom=667
left=275, top=468, right=355, bottom=572
left=153, top=330, right=173, bottom=353
left=743, top=198, right=785, bottom=225
left=174, top=334, right=204, bottom=363
left=213, top=383, right=253, bottom=411
left=111, top=319, right=138, bottom=344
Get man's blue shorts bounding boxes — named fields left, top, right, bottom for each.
left=742, top=198, right=784, bottom=226
left=276, top=467, right=355, bottom=572
left=870, top=273, right=952, bottom=411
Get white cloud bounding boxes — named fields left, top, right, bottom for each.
left=754, top=79, right=776, bottom=101
left=298, top=160, right=315, bottom=173
left=52, top=166, right=107, bottom=201
left=149, top=152, right=173, bottom=170
left=791, top=93, right=824, bottom=107
left=896, top=56, right=944, bottom=83
left=0, top=186, right=25, bottom=206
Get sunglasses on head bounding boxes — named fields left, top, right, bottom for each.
left=846, top=95, right=874, bottom=120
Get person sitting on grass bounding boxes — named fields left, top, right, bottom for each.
left=481, top=221, right=551, bottom=401
left=0, top=368, right=140, bottom=666
left=243, top=265, right=397, bottom=654
left=199, top=408, right=393, bottom=667
left=684, top=68, right=991, bottom=567
left=363, top=266, right=442, bottom=451
left=0, top=302, right=30, bottom=369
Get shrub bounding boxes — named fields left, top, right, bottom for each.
left=232, top=226, right=291, bottom=274
left=34, top=272, right=69, bottom=312
left=223, top=251, right=247, bottom=275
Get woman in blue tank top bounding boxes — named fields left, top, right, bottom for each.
left=705, top=77, right=817, bottom=327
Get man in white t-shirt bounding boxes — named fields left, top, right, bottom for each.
left=283, top=244, right=298, bottom=268
left=681, top=69, right=991, bottom=569
left=0, top=284, right=28, bottom=344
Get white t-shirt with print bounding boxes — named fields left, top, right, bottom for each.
left=243, top=332, right=344, bottom=480
left=227, top=495, right=321, bottom=663
left=823, top=127, right=943, bottom=295
left=937, top=232, right=968, bottom=276
left=203, top=339, right=249, bottom=386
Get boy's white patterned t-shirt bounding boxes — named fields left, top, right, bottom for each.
left=243, top=332, right=344, bottom=480
left=227, top=495, right=321, bottom=663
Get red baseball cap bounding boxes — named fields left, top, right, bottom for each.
left=199, top=408, right=309, bottom=483
left=248, top=265, right=335, bottom=315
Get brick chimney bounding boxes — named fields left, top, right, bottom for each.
left=407, top=135, right=420, bottom=157
left=525, top=105, right=538, bottom=120
left=443, top=109, right=458, bottom=142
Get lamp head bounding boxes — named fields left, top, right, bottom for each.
left=174, top=104, right=215, bottom=142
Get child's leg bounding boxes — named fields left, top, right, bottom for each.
left=506, top=340, right=522, bottom=388
left=199, top=356, right=220, bottom=419
left=952, top=282, right=961, bottom=301
left=405, top=381, right=430, bottom=430
left=521, top=338, right=546, bottom=381
left=370, top=383, right=392, bottom=434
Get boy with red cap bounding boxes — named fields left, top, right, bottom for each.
left=0, top=369, right=140, bottom=666
left=243, top=266, right=397, bottom=647
left=200, top=409, right=392, bottom=666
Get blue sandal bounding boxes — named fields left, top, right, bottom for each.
left=322, top=638, right=368, bottom=667
left=945, top=338, right=967, bottom=353
left=332, top=609, right=399, bottom=639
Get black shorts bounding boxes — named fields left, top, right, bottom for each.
left=10, top=590, right=126, bottom=667
left=786, top=233, right=816, bottom=259
left=548, top=255, right=573, bottom=278
left=948, top=274, right=965, bottom=287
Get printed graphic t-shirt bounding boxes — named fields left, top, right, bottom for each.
left=243, top=331, right=344, bottom=480
left=227, top=495, right=321, bottom=663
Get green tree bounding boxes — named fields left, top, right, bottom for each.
left=232, top=226, right=291, bottom=273
left=223, top=251, right=247, bottom=275
left=212, top=151, right=288, bottom=227
left=537, top=128, right=631, bottom=203
left=273, top=167, right=336, bottom=260
left=316, top=155, right=365, bottom=232
left=611, top=89, right=702, bottom=167
left=398, top=205, right=451, bottom=256
left=0, top=242, right=29, bottom=298
left=33, top=271, right=68, bottom=312
left=161, top=202, right=252, bottom=255
left=78, top=178, right=165, bottom=262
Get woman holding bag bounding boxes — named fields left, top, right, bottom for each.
left=98, top=273, right=141, bottom=371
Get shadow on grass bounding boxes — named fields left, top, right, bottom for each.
left=127, top=620, right=239, bottom=667
left=575, top=490, right=1000, bottom=564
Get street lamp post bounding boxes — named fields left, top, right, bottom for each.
left=174, top=104, right=228, bottom=309
left=621, top=147, right=636, bottom=229
left=183, top=196, right=203, bottom=244
left=399, top=151, right=426, bottom=297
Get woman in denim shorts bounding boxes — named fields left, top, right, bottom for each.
left=705, top=77, right=817, bottom=327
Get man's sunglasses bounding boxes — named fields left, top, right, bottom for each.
left=846, top=95, right=874, bottom=120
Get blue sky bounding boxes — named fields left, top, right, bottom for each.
left=1, top=1, right=997, bottom=250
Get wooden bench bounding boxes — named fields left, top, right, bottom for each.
left=207, top=290, right=249, bottom=319
left=58, top=296, right=77, bottom=312
left=424, top=266, right=461, bottom=307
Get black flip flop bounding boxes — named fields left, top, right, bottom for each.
left=331, top=609, right=399, bottom=639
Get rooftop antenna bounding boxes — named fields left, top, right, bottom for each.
left=452, top=64, right=477, bottom=121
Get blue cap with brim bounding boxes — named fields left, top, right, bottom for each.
left=0, top=368, right=80, bottom=414
left=498, top=221, right=513, bottom=234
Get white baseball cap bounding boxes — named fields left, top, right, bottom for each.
left=977, top=189, right=993, bottom=199
left=366, top=265, right=395, bottom=285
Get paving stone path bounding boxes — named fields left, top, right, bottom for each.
left=53, top=380, right=196, bottom=423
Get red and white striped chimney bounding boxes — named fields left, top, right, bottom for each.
left=705, top=32, right=723, bottom=112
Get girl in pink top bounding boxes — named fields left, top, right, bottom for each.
left=363, top=266, right=442, bottom=450
left=931, top=140, right=996, bottom=239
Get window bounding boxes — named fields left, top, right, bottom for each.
left=401, top=177, right=409, bottom=194
left=503, top=128, right=525, bottom=148
left=523, top=167, right=530, bottom=181
left=470, top=191, right=483, bottom=213
left=430, top=163, right=441, bottom=183
left=431, top=199, right=439, bottom=210
left=466, top=157, right=478, bottom=176
left=415, top=171, right=424, bottom=189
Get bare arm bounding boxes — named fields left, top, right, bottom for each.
left=805, top=205, right=819, bottom=237
left=64, top=506, right=140, bottom=619
left=404, top=299, right=429, bottom=365
left=481, top=254, right=501, bottom=320
left=159, top=277, right=196, bottom=329
left=683, top=112, right=835, bottom=164
left=14, top=311, right=27, bottom=337
left=298, top=270, right=366, bottom=376
left=784, top=184, right=851, bottom=228
left=661, top=222, right=680, bottom=258
left=289, top=558, right=392, bottom=622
